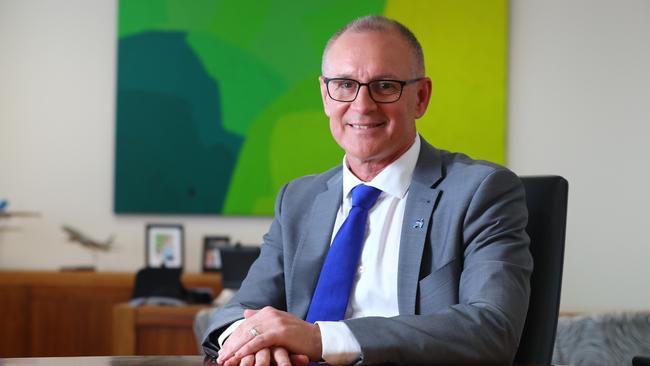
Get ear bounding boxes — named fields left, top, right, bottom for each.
left=414, top=77, right=432, bottom=119
left=319, top=76, right=332, bottom=117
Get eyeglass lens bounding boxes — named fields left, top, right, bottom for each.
left=328, top=79, right=403, bottom=103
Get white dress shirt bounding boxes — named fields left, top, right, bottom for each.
left=218, top=137, right=421, bottom=365
left=317, top=136, right=420, bottom=365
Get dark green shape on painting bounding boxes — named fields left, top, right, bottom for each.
left=115, top=31, right=241, bottom=214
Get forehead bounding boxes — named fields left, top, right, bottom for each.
left=324, top=30, right=414, bottom=79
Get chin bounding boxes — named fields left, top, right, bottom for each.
left=346, top=147, right=386, bottom=163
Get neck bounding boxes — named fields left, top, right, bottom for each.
left=347, top=160, right=387, bottom=182
left=346, top=143, right=413, bottom=182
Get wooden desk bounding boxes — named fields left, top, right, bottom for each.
left=0, top=356, right=207, bottom=366
left=0, top=355, right=554, bottom=366
left=113, top=304, right=210, bottom=355
left=0, top=271, right=220, bottom=357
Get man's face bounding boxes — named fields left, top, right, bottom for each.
left=320, top=30, right=431, bottom=169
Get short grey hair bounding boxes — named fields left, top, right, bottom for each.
left=321, top=15, right=425, bottom=77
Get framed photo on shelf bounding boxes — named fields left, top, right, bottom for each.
left=146, top=224, right=184, bottom=268
left=202, top=236, right=230, bottom=272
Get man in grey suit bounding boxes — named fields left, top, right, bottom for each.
left=203, top=15, right=532, bottom=366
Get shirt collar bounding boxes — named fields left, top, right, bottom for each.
left=341, top=135, right=421, bottom=200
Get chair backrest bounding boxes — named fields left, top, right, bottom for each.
left=514, top=175, right=569, bottom=364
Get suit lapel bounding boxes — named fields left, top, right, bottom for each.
left=397, top=137, right=444, bottom=315
left=288, top=172, right=342, bottom=318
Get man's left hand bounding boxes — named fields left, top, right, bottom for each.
left=217, top=306, right=322, bottom=365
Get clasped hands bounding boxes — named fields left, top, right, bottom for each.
left=217, top=307, right=323, bottom=366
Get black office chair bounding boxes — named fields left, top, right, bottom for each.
left=513, top=176, right=569, bottom=364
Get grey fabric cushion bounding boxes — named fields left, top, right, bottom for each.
left=193, top=289, right=237, bottom=353
left=553, top=312, right=650, bottom=366
left=194, top=307, right=216, bottom=353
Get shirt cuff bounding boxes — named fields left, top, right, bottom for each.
left=217, top=318, right=245, bottom=347
left=316, top=321, right=362, bottom=365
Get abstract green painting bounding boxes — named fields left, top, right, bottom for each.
left=114, top=0, right=508, bottom=215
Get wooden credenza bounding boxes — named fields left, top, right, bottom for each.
left=112, top=304, right=210, bottom=355
left=0, top=271, right=220, bottom=357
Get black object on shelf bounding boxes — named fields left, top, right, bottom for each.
left=130, top=267, right=212, bottom=305
left=219, top=244, right=261, bottom=289
left=633, top=356, right=650, bottom=366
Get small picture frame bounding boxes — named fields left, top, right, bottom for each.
left=146, top=224, right=184, bottom=268
left=203, top=236, right=230, bottom=272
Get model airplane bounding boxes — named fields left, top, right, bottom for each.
left=62, top=225, right=115, bottom=252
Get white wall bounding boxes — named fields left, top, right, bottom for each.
left=1, top=0, right=649, bottom=311
left=508, top=0, right=650, bottom=311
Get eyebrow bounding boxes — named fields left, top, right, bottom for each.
left=372, top=73, right=401, bottom=79
left=330, top=73, right=402, bottom=80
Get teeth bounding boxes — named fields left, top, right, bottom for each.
left=350, top=123, right=379, bottom=129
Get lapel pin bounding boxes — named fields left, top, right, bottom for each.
left=413, top=218, right=424, bottom=229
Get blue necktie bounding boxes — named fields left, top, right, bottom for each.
left=306, top=184, right=382, bottom=322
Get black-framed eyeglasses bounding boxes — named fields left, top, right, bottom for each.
left=323, top=77, right=423, bottom=103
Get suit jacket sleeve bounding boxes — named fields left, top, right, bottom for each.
left=344, top=168, right=533, bottom=365
left=201, top=184, right=290, bottom=355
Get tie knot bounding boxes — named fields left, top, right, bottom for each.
left=351, top=184, right=382, bottom=210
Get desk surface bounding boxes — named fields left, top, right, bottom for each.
left=0, top=356, right=207, bottom=366
left=0, top=356, right=551, bottom=366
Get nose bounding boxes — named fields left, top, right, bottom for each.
left=351, top=84, right=377, bottom=113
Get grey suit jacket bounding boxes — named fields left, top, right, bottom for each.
left=202, top=136, right=533, bottom=365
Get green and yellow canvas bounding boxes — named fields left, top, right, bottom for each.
left=114, top=0, right=508, bottom=215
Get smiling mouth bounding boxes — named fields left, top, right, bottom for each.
left=347, top=122, right=385, bottom=130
